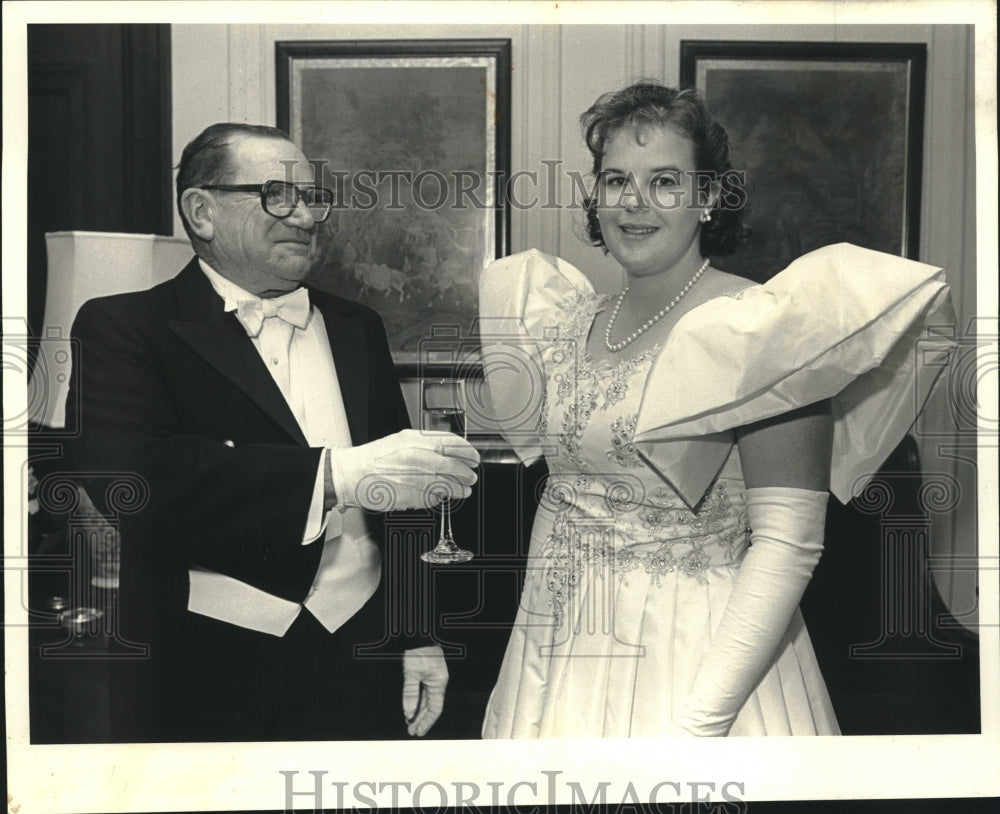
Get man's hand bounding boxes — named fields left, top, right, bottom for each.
left=327, top=429, right=479, bottom=512
left=402, top=645, right=448, bottom=737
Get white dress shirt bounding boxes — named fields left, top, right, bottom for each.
left=186, top=260, right=380, bottom=635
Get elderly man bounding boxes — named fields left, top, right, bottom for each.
left=67, top=123, right=478, bottom=742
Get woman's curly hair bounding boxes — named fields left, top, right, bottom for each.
left=580, top=81, right=751, bottom=257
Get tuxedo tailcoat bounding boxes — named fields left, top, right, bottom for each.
left=67, top=258, right=420, bottom=741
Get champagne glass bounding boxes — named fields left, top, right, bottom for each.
left=420, top=378, right=474, bottom=564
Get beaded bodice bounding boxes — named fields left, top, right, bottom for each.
left=534, top=287, right=750, bottom=621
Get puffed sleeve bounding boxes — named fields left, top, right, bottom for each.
left=634, top=243, right=956, bottom=505
left=478, top=249, right=596, bottom=465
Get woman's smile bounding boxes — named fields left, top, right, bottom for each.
left=617, top=223, right=660, bottom=237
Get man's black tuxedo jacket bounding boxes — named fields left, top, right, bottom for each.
left=66, top=258, right=417, bottom=737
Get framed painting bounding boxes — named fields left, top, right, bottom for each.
left=680, top=41, right=926, bottom=281
left=276, top=39, right=511, bottom=373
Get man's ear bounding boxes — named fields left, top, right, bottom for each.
left=180, top=188, right=215, bottom=241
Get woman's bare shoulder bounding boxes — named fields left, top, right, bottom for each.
left=701, top=267, right=759, bottom=299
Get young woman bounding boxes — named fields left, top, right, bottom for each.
left=478, top=81, right=953, bottom=738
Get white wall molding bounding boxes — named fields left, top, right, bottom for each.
left=519, top=25, right=562, bottom=255
left=226, top=26, right=253, bottom=123
left=627, top=24, right=665, bottom=81
left=917, top=24, right=979, bottom=622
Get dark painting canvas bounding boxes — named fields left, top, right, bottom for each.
left=684, top=44, right=925, bottom=282
left=278, top=42, right=511, bottom=363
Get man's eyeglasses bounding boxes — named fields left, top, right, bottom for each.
left=197, top=180, right=334, bottom=223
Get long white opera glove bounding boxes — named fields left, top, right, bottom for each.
left=331, top=429, right=479, bottom=512
left=675, top=487, right=829, bottom=737
left=402, top=645, right=449, bottom=737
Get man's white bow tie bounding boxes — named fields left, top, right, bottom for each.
left=234, top=288, right=311, bottom=337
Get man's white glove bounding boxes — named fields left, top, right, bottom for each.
left=402, top=645, right=448, bottom=737
left=330, top=429, right=479, bottom=512
left=675, top=487, right=828, bottom=736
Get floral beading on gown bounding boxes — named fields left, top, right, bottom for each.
left=479, top=245, right=954, bottom=738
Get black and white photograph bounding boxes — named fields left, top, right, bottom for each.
left=3, top=2, right=997, bottom=813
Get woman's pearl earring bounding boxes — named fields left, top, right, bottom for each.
left=699, top=210, right=712, bottom=223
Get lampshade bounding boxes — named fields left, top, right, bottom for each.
left=31, top=231, right=194, bottom=429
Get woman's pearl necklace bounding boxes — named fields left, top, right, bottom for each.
left=604, top=258, right=710, bottom=352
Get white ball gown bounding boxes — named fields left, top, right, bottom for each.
left=478, top=244, right=954, bottom=738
